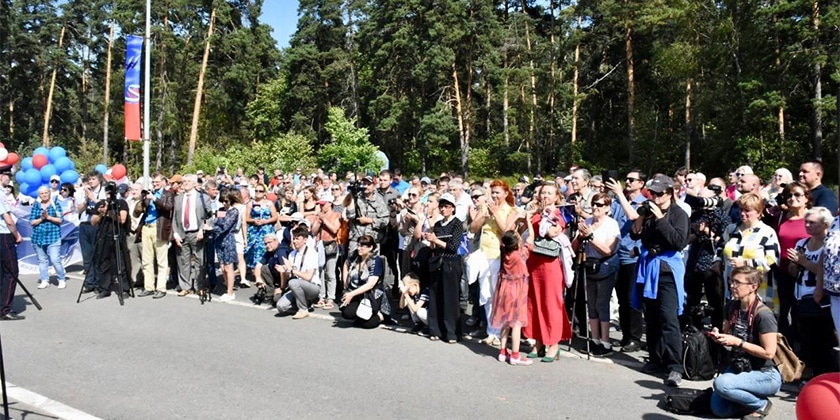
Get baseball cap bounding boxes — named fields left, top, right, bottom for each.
left=169, top=174, right=183, bottom=184
left=50, top=174, right=61, bottom=182
left=647, top=175, right=674, bottom=193
left=290, top=212, right=304, bottom=222
left=420, top=176, right=431, bottom=185
left=438, top=193, right=456, bottom=207
left=317, top=199, right=329, bottom=205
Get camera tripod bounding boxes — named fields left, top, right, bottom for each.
left=75, top=197, right=132, bottom=305
left=567, top=238, right=593, bottom=360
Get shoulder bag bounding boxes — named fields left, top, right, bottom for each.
left=532, top=236, right=561, bottom=258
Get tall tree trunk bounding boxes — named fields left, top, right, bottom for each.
left=773, top=11, right=785, bottom=143
left=684, top=78, right=692, bottom=170
left=624, top=0, right=636, bottom=163
left=547, top=0, right=557, bottom=158
left=8, top=100, right=12, bottom=137
left=345, top=1, right=360, bottom=121
left=103, top=21, right=114, bottom=165
left=811, top=0, right=822, bottom=159
left=155, top=4, right=169, bottom=171
left=187, top=7, right=216, bottom=165
left=524, top=18, right=538, bottom=172
left=42, top=25, right=66, bottom=146
left=571, top=16, right=581, bottom=145
left=452, top=63, right=468, bottom=177
left=502, top=55, right=510, bottom=146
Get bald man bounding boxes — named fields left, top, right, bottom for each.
left=727, top=174, right=762, bottom=225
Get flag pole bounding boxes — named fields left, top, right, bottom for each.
left=142, top=0, right=152, bottom=188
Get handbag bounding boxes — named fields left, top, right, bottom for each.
left=532, top=237, right=561, bottom=258
left=323, top=240, right=338, bottom=257
left=356, top=296, right=373, bottom=320
left=583, top=253, right=618, bottom=279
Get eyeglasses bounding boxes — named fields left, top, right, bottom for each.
left=591, top=202, right=606, bottom=208
left=60, top=188, right=68, bottom=192
left=255, top=189, right=265, bottom=193
left=729, top=280, right=751, bottom=287
left=331, top=187, right=340, bottom=191
left=471, top=195, right=482, bottom=200
left=625, top=177, right=638, bottom=183
left=50, top=180, right=59, bottom=183
left=409, top=193, right=419, bottom=197
left=790, top=192, right=805, bottom=198
left=651, top=190, right=667, bottom=197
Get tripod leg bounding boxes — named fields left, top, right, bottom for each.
left=568, top=266, right=581, bottom=353
left=76, top=274, right=86, bottom=303
left=0, top=332, right=9, bottom=420
left=14, top=278, right=42, bottom=310
left=581, top=270, right=591, bottom=360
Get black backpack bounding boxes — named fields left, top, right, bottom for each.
left=663, top=387, right=713, bottom=415
left=682, top=325, right=717, bottom=381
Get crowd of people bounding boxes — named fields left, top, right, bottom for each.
left=0, top=160, right=839, bottom=419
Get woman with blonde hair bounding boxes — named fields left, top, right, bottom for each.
left=721, top=193, right=780, bottom=302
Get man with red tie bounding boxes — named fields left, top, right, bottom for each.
left=172, top=174, right=214, bottom=296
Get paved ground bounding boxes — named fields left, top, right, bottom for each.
left=1, top=269, right=798, bottom=420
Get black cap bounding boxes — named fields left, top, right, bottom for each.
left=0, top=165, right=12, bottom=175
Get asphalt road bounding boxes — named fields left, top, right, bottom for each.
left=1, top=271, right=798, bottom=420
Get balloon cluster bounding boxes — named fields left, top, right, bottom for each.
left=14, top=146, right=79, bottom=198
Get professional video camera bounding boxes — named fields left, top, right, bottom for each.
left=104, top=181, right=118, bottom=197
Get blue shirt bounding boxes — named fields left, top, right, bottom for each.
left=30, top=201, right=62, bottom=245
left=392, top=179, right=410, bottom=194
left=144, top=189, right=163, bottom=224
left=612, top=193, right=647, bottom=265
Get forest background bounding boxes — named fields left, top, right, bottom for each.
left=1, top=0, right=839, bottom=185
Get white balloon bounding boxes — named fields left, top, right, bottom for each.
left=0, top=148, right=7, bottom=161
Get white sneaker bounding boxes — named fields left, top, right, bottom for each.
left=37, top=281, right=49, bottom=289
left=219, top=293, right=235, bottom=302
left=57, top=281, right=66, bottom=289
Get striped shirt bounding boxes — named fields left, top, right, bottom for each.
left=722, top=221, right=780, bottom=299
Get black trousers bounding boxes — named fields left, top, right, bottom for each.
left=79, top=222, right=99, bottom=287
left=684, top=268, right=725, bottom=330
left=796, top=307, right=839, bottom=375
left=617, top=262, right=644, bottom=345
left=428, top=256, right=462, bottom=341
left=643, top=271, right=683, bottom=372
left=773, top=267, right=797, bottom=337
left=0, top=234, right=19, bottom=315
left=341, top=297, right=382, bottom=329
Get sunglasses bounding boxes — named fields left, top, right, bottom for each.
left=591, top=202, right=606, bottom=208
left=790, top=192, right=805, bottom=198
left=60, top=188, right=69, bottom=192
left=471, top=195, right=482, bottom=200
left=409, top=193, right=418, bottom=197
left=50, top=180, right=59, bottom=183
left=256, top=189, right=265, bottom=193
left=331, top=187, right=340, bottom=191
left=735, top=173, right=744, bottom=177
left=651, top=190, right=667, bottom=197
left=686, top=178, right=694, bottom=183
left=359, top=243, right=374, bottom=248
left=625, top=177, right=639, bottom=183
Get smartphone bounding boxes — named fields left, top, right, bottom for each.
left=602, top=170, right=619, bottom=182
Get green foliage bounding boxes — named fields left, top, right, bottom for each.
left=318, top=107, right=382, bottom=174
left=188, top=133, right=318, bottom=176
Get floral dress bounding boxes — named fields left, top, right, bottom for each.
left=245, top=201, right=274, bottom=268
left=823, top=216, right=840, bottom=296
left=214, top=207, right=240, bottom=265
left=490, top=244, right=530, bottom=329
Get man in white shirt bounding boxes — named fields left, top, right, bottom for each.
left=172, top=174, right=214, bottom=296
left=275, top=226, right=321, bottom=319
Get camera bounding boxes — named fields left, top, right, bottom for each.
left=250, top=287, right=267, bottom=305
left=708, top=184, right=722, bottom=195
left=730, top=356, right=752, bottom=374
left=105, top=181, right=118, bottom=195
left=521, top=180, right=544, bottom=200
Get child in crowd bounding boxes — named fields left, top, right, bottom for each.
left=399, top=274, right=429, bottom=333
left=492, top=223, right=533, bottom=366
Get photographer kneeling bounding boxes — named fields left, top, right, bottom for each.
left=275, top=226, right=321, bottom=319
left=709, top=266, right=781, bottom=419
left=340, top=234, right=389, bottom=329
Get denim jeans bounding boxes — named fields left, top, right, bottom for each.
left=711, top=368, right=782, bottom=417
left=34, top=241, right=66, bottom=282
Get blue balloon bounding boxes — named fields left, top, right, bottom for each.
left=40, top=164, right=57, bottom=182
left=53, top=156, right=72, bottom=173
left=27, top=186, right=40, bottom=198
left=18, top=183, right=28, bottom=194
left=48, top=146, right=66, bottom=163
left=33, top=147, right=49, bottom=157
left=60, top=170, right=80, bottom=185
left=14, top=170, right=25, bottom=185
left=94, top=164, right=107, bottom=175
left=69, top=160, right=76, bottom=171
left=24, top=168, right=41, bottom=186
left=21, top=157, right=33, bottom=171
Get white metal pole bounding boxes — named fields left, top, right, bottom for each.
left=142, top=0, right=152, bottom=188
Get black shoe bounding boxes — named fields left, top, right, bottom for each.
left=152, top=291, right=166, bottom=299
left=642, top=361, right=664, bottom=374
left=96, top=290, right=112, bottom=299
left=621, top=341, right=642, bottom=353
left=591, top=345, right=614, bottom=357
left=0, top=313, right=25, bottom=321
left=138, top=290, right=155, bottom=297
left=83, top=286, right=96, bottom=293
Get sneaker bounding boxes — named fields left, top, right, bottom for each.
left=497, top=350, right=509, bottom=362
left=240, top=279, right=252, bottom=288
left=57, top=280, right=66, bottom=289
left=292, top=310, right=309, bottom=320
left=509, top=354, right=534, bottom=366
left=37, top=281, right=49, bottom=289
left=665, top=371, right=683, bottom=387
left=218, top=293, right=235, bottom=302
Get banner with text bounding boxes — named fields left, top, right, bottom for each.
left=124, top=35, right=143, bottom=141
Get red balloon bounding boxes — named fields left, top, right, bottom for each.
left=32, top=154, right=48, bottom=169
left=6, top=153, right=19, bottom=165
left=111, top=164, right=127, bottom=180
left=796, top=373, right=840, bottom=420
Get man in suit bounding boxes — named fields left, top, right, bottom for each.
left=135, top=173, right=176, bottom=299
left=172, top=174, right=214, bottom=296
